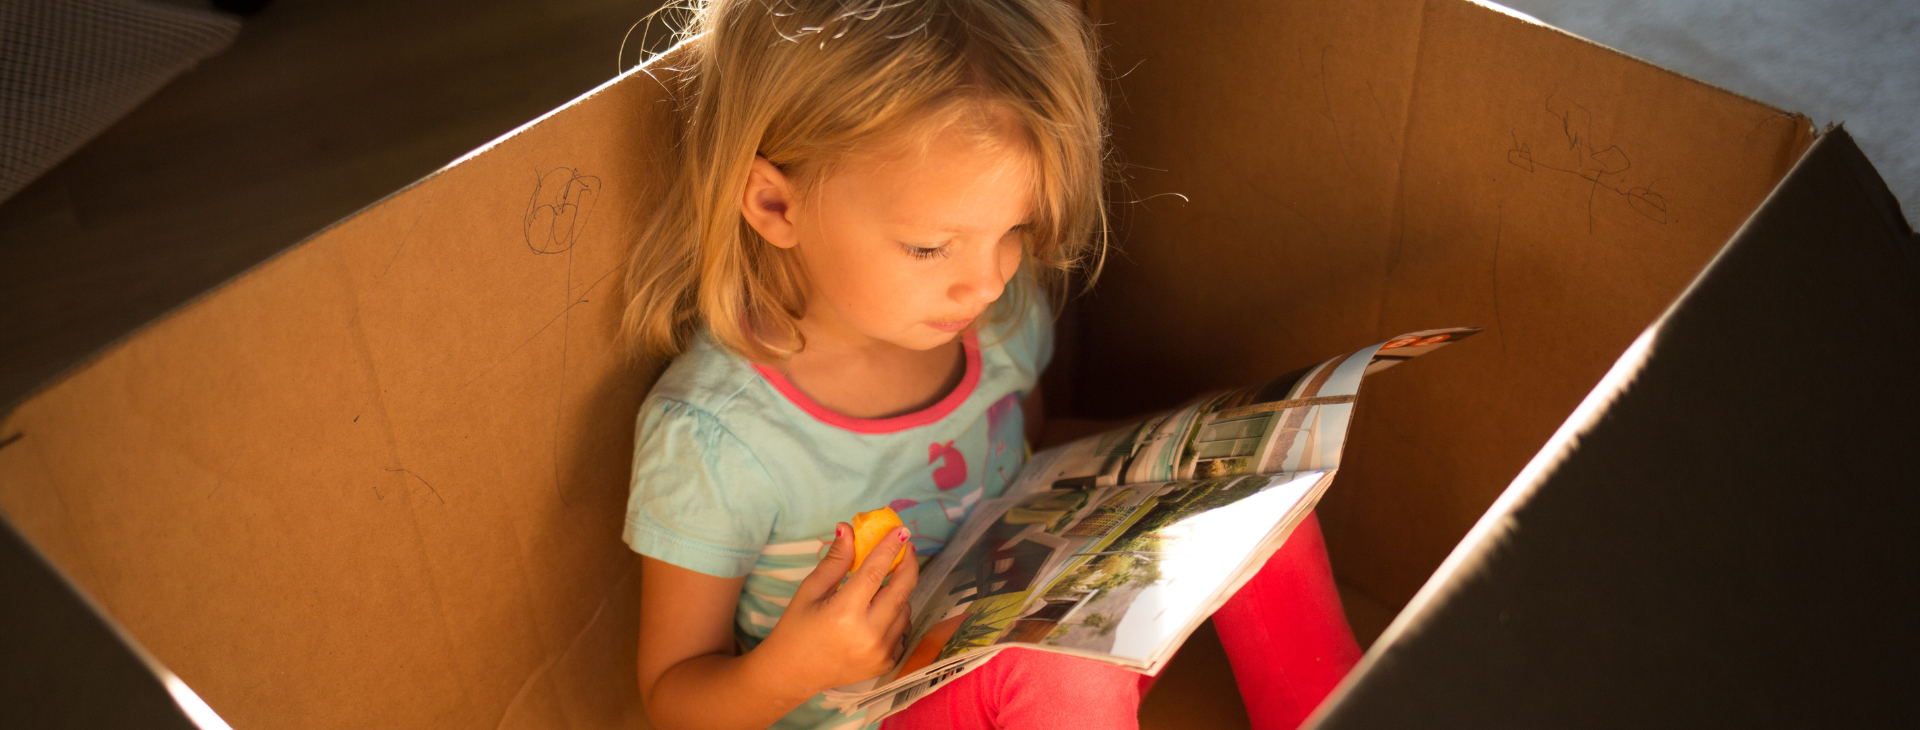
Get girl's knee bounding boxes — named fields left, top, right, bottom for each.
left=989, top=649, right=1143, bottom=728
left=998, top=648, right=1141, bottom=693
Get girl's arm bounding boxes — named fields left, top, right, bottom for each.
left=636, top=559, right=806, bottom=729
left=637, top=523, right=919, bottom=730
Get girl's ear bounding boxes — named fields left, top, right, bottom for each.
left=741, top=156, right=800, bottom=249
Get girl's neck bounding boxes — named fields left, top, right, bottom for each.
left=773, top=314, right=968, bottom=421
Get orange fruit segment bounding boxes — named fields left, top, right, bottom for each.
left=849, top=506, right=907, bottom=574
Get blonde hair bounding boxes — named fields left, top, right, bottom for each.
left=622, top=0, right=1109, bottom=361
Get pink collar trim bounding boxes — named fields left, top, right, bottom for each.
left=753, top=331, right=982, bottom=435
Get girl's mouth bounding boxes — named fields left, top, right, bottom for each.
left=925, top=318, right=974, bottom=333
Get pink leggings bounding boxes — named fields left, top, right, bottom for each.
left=882, top=513, right=1361, bottom=730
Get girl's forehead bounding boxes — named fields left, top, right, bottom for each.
left=881, top=154, right=1035, bottom=232
left=831, top=124, right=1039, bottom=233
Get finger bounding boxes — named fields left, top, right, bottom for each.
left=871, top=537, right=921, bottom=612
left=791, top=523, right=854, bottom=605
left=884, top=602, right=911, bottom=645
left=884, top=610, right=911, bottom=663
left=839, top=526, right=910, bottom=604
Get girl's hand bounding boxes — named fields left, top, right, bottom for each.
left=750, top=522, right=920, bottom=695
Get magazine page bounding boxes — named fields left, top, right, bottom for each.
left=1027, top=328, right=1477, bottom=490
left=819, top=495, right=1025, bottom=708
left=824, top=477, right=1163, bottom=710
left=833, top=471, right=1333, bottom=719
left=987, top=471, right=1334, bottom=665
left=823, top=485, right=1096, bottom=709
left=823, top=328, right=1478, bottom=717
left=843, top=651, right=998, bottom=717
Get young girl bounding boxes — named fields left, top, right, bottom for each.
left=620, top=2, right=1360, bottom=729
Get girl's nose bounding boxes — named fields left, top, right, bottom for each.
left=947, top=239, right=1012, bottom=307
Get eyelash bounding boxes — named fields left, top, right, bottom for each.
left=901, top=243, right=949, bottom=260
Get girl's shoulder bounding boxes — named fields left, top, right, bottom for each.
left=643, top=329, right=765, bottom=423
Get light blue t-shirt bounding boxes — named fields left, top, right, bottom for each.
left=624, top=293, right=1051, bottom=730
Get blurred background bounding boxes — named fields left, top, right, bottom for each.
left=0, top=0, right=1913, bottom=727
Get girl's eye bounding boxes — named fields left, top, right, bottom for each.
left=901, top=243, right=948, bottom=260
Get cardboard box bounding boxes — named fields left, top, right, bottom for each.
left=6, top=0, right=1887, bottom=726
left=1308, top=127, right=1920, bottom=727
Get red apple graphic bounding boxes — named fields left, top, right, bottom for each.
left=929, top=440, right=968, bottom=490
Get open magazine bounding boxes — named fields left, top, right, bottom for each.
left=823, top=328, right=1479, bottom=720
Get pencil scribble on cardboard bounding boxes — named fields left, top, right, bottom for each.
left=455, top=263, right=618, bottom=393
left=1317, top=45, right=1365, bottom=175
left=1507, top=93, right=1669, bottom=231
left=205, top=452, right=243, bottom=501
left=385, top=467, right=444, bottom=504
left=519, top=166, right=615, bottom=506
left=524, top=167, right=602, bottom=255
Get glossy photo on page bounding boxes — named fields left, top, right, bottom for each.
left=825, top=328, right=1478, bottom=718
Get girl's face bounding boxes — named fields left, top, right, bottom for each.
left=742, top=116, right=1036, bottom=352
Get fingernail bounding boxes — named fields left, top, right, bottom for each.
left=836, top=525, right=846, bottom=538
left=898, top=528, right=910, bottom=541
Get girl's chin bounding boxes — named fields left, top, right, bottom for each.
left=881, top=326, right=961, bottom=351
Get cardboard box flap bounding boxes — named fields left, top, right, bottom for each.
left=0, top=57, right=682, bottom=729
left=1308, top=127, right=1920, bottom=728
left=1083, top=0, right=1813, bottom=609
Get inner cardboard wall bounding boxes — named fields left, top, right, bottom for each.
left=1085, top=0, right=1811, bottom=610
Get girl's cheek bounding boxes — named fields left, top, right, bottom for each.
left=853, top=259, right=929, bottom=328
left=894, top=267, right=941, bottom=317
